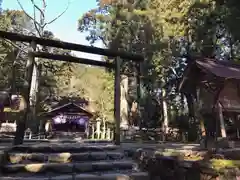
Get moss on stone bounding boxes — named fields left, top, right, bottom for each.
left=210, top=159, right=240, bottom=171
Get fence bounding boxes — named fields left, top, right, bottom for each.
left=89, top=127, right=114, bottom=140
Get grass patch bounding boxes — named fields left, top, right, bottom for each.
left=155, top=149, right=240, bottom=170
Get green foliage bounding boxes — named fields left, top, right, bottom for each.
left=78, top=0, right=191, bottom=126
left=0, top=10, right=31, bottom=89
left=0, top=9, right=74, bottom=107
left=65, top=65, right=114, bottom=121
left=79, top=0, right=162, bottom=124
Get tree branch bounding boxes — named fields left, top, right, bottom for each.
left=40, top=0, right=47, bottom=33
left=16, top=0, right=41, bottom=27
left=32, top=1, right=41, bottom=36
left=42, top=0, right=47, bottom=9
left=44, top=0, right=71, bottom=27
left=30, top=0, right=45, bottom=18
left=99, top=36, right=108, bottom=47
left=1, top=39, right=28, bottom=54
left=11, top=25, right=36, bottom=36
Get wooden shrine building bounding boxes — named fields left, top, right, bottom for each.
left=0, top=92, right=26, bottom=134
left=179, top=58, right=240, bottom=143
left=40, top=102, right=93, bottom=137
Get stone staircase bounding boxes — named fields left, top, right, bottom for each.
left=0, top=143, right=149, bottom=180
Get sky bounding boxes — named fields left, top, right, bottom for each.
left=3, top=0, right=102, bottom=60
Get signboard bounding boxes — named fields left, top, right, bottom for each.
left=52, top=114, right=66, bottom=124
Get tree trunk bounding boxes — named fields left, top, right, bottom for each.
left=13, top=41, right=36, bottom=145
left=180, top=93, right=185, bottom=115
left=29, top=1, right=45, bottom=134
left=120, top=75, right=129, bottom=129
left=29, top=63, right=39, bottom=132
left=185, top=93, right=198, bottom=141
left=162, top=87, right=168, bottom=141
left=185, top=93, right=195, bottom=118
left=10, top=49, right=18, bottom=94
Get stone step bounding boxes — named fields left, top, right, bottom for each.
left=3, top=160, right=138, bottom=174
left=81, top=140, right=113, bottom=144
left=8, top=144, right=118, bottom=153
left=0, top=171, right=149, bottom=180
left=8, top=151, right=125, bottom=164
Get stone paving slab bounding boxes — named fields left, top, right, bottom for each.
left=0, top=141, right=201, bottom=151
left=8, top=151, right=125, bottom=164
left=2, top=142, right=201, bottom=155
left=0, top=138, right=113, bottom=144
left=3, top=160, right=136, bottom=174
left=120, top=142, right=200, bottom=150
left=1, top=171, right=148, bottom=180
left=8, top=144, right=118, bottom=153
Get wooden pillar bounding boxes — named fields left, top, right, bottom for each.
left=136, top=62, right=142, bottom=129
left=107, top=128, right=111, bottom=140
left=237, top=115, right=240, bottom=139
left=195, top=91, right=207, bottom=147
left=13, top=41, right=36, bottom=145
left=96, top=120, right=101, bottom=139
left=102, top=119, right=106, bottom=139
left=85, top=121, right=89, bottom=138
left=218, top=102, right=227, bottom=137
left=114, top=56, right=121, bottom=145
left=91, top=124, right=95, bottom=139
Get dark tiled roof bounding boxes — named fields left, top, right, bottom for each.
left=41, top=102, right=93, bottom=117
left=195, top=58, right=240, bottom=79
left=179, top=58, right=240, bottom=91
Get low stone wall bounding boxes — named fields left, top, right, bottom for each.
left=134, top=148, right=240, bottom=180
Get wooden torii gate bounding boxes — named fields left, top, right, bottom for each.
left=0, top=30, right=144, bottom=145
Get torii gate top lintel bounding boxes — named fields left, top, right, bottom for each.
left=0, top=30, right=144, bottom=62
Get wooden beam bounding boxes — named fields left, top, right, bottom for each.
left=0, top=31, right=144, bottom=61
left=114, top=56, right=121, bottom=145
left=32, top=52, right=114, bottom=68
